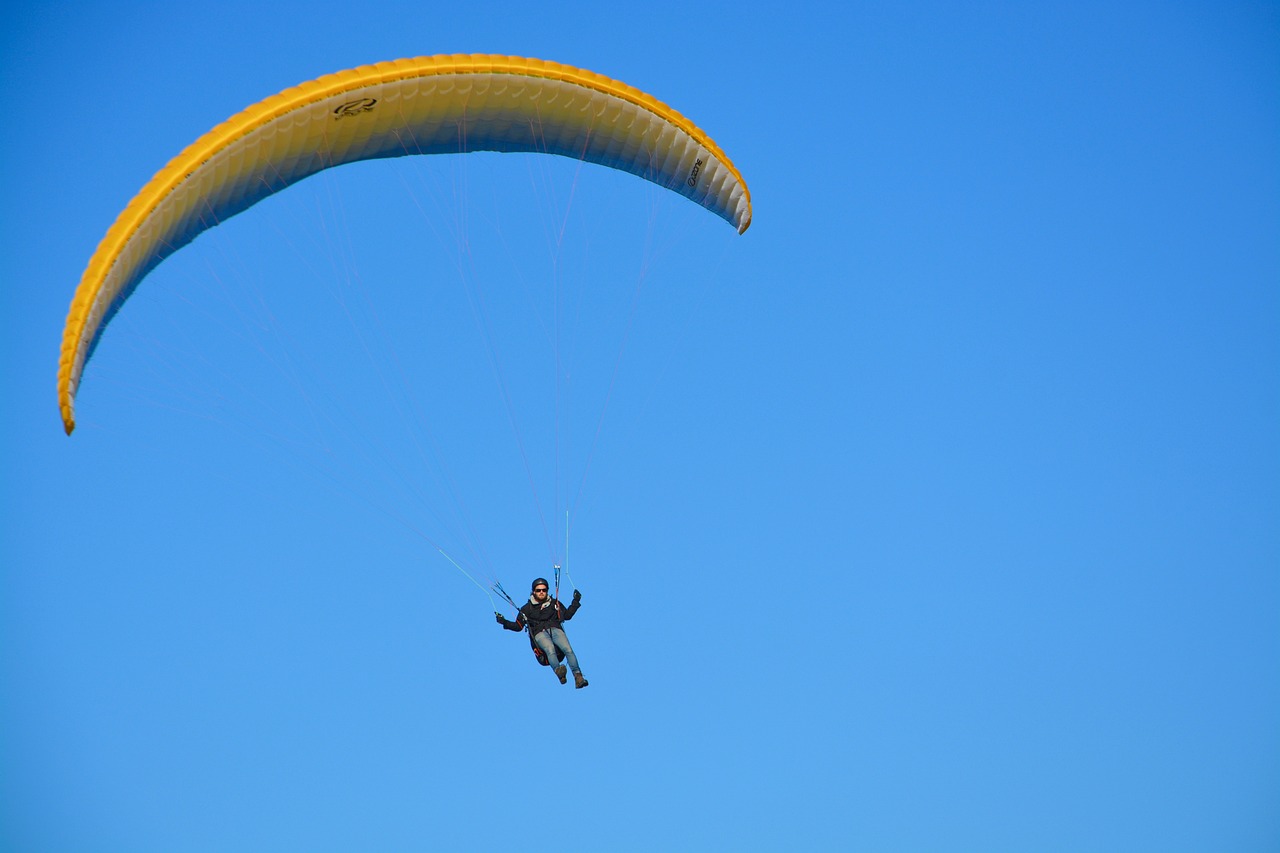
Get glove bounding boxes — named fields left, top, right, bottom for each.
left=495, top=613, right=507, bottom=626
left=572, top=589, right=581, bottom=603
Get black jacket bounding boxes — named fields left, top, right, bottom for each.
left=500, top=594, right=580, bottom=637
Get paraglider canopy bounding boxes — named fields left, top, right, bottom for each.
left=57, top=54, right=752, bottom=435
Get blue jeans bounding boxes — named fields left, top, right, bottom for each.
left=533, top=627, right=580, bottom=675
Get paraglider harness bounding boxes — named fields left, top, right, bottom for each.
left=494, top=566, right=567, bottom=667
left=529, top=632, right=556, bottom=667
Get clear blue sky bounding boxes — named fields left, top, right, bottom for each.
left=3, top=2, right=1277, bottom=851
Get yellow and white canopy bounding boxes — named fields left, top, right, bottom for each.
left=58, top=54, right=752, bottom=434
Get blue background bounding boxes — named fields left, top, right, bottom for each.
left=2, top=2, right=1277, bottom=851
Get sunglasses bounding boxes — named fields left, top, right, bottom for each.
left=534, top=587, right=548, bottom=593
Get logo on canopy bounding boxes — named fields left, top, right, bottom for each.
left=333, top=98, right=378, bottom=119
left=687, top=157, right=704, bottom=188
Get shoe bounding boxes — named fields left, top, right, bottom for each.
left=554, top=665, right=567, bottom=684
left=574, top=672, right=589, bottom=689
